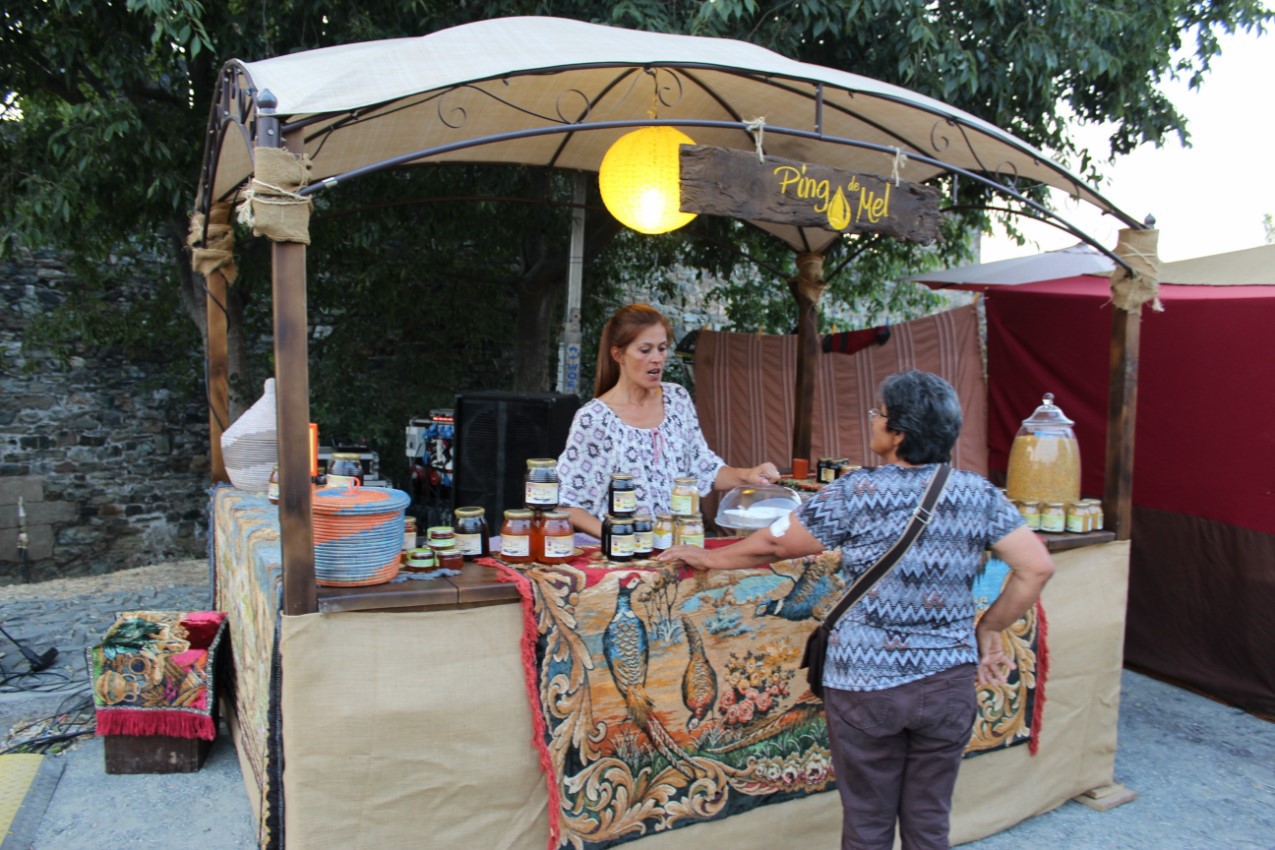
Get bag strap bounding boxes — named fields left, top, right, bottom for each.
left=820, top=463, right=951, bottom=631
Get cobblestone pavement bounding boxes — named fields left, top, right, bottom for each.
left=1, top=561, right=256, bottom=849
left=3, top=562, right=1273, bottom=850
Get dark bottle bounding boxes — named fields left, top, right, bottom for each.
left=453, top=506, right=489, bottom=560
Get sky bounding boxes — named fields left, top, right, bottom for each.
left=981, top=22, right=1275, bottom=264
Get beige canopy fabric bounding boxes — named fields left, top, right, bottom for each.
left=198, top=16, right=1136, bottom=252
left=1158, top=243, right=1275, bottom=285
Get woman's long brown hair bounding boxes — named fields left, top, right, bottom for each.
left=593, top=304, right=674, bottom=397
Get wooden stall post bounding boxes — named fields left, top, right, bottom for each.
left=255, top=97, right=317, bottom=616
left=206, top=267, right=230, bottom=484
left=1104, top=307, right=1140, bottom=541
left=789, top=252, right=826, bottom=464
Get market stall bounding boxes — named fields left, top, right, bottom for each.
left=191, top=16, right=1155, bottom=849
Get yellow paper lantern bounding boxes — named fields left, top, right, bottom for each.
left=598, top=127, right=697, bottom=234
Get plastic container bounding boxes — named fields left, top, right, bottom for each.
left=1006, top=393, right=1081, bottom=504
left=715, top=483, right=801, bottom=533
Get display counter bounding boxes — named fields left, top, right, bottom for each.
left=212, top=487, right=1126, bottom=850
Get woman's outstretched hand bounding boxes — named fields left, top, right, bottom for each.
left=744, top=462, right=781, bottom=486
left=655, top=544, right=716, bottom=570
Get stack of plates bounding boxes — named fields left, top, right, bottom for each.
left=312, top=487, right=411, bottom=587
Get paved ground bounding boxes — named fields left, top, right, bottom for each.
left=2, top=562, right=1273, bottom=849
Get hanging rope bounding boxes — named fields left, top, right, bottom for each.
left=890, top=148, right=909, bottom=186
left=744, top=117, right=767, bottom=164
left=235, top=147, right=314, bottom=244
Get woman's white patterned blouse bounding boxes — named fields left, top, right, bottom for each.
left=557, top=382, right=725, bottom=520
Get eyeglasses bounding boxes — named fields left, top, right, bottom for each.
left=868, top=408, right=886, bottom=421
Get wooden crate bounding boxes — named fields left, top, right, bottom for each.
left=103, top=732, right=214, bottom=774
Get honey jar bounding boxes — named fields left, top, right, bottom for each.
left=500, top=509, right=534, bottom=563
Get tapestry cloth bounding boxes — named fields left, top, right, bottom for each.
left=212, top=486, right=285, bottom=850
left=89, top=610, right=227, bottom=740
left=267, top=542, right=1125, bottom=849
left=488, top=539, right=1046, bottom=850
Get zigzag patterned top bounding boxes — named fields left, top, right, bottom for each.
left=796, top=463, right=1023, bottom=691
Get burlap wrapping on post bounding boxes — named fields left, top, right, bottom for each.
left=187, top=201, right=238, bottom=283
left=235, top=147, right=313, bottom=244
left=1110, top=227, right=1162, bottom=313
left=789, top=251, right=827, bottom=305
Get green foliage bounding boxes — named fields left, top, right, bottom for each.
left=3, top=0, right=1271, bottom=479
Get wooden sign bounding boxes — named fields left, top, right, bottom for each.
left=679, top=145, right=942, bottom=244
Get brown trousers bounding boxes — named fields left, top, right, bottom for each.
left=824, top=663, right=977, bottom=850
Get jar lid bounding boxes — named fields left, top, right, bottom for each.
left=673, top=476, right=697, bottom=485
left=526, top=458, right=557, bottom=469
left=454, top=506, right=485, bottom=518
left=605, top=513, right=634, bottom=524
left=332, top=452, right=362, bottom=460
left=610, top=472, right=633, bottom=481
left=426, top=526, right=454, bottom=539
left=1021, top=392, right=1075, bottom=428
left=540, top=510, right=569, bottom=520
left=675, top=512, right=703, bottom=520
left=504, top=508, right=534, bottom=519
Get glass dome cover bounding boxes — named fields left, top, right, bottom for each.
left=715, top=483, right=801, bottom=532
left=1019, top=392, right=1075, bottom=434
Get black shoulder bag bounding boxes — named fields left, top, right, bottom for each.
left=800, top=463, right=952, bottom=700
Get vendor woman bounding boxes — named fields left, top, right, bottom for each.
left=557, top=304, right=779, bottom=538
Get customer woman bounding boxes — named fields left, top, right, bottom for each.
left=657, top=369, right=1055, bottom=850
left=557, top=304, right=779, bottom=539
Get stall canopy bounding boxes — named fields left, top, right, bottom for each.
left=918, top=243, right=1275, bottom=714
left=196, top=16, right=1139, bottom=254
left=192, top=15, right=1150, bottom=617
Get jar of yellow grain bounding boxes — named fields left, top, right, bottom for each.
left=1006, top=392, right=1081, bottom=505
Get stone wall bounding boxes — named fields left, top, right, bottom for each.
left=0, top=250, right=210, bottom=585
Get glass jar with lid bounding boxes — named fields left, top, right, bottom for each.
left=1065, top=501, right=1088, bottom=533
left=500, top=509, right=534, bottom=563
left=602, top=513, right=635, bottom=562
left=674, top=513, right=705, bottom=547
left=670, top=477, right=700, bottom=516
left=534, top=510, right=574, bottom=564
left=1006, top=393, right=1081, bottom=504
left=652, top=514, right=675, bottom=552
left=1017, top=499, right=1041, bottom=530
left=632, top=513, right=654, bottom=557
left=525, top=458, right=560, bottom=510
left=1085, top=498, right=1105, bottom=531
left=453, top=506, right=489, bottom=560
left=1039, top=501, right=1066, bottom=533
left=608, top=472, right=637, bottom=516
left=817, top=458, right=838, bottom=484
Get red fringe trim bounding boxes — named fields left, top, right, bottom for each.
left=1029, top=599, right=1050, bottom=756
left=484, top=558, right=562, bottom=850
left=96, top=709, right=216, bottom=741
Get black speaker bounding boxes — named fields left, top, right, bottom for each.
left=452, top=391, right=580, bottom=523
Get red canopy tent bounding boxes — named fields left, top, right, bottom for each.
left=924, top=244, right=1275, bottom=714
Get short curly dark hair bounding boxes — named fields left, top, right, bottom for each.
left=880, top=370, right=963, bottom=464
